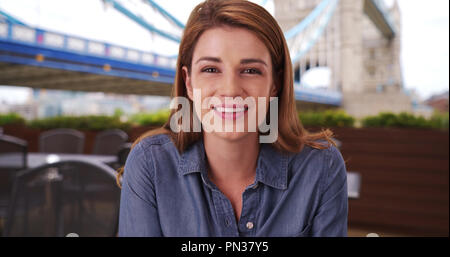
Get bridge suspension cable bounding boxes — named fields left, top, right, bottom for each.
left=102, top=0, right=182, bottom=43
left=0, top=8, right=26, bottom=26
left=142, top=0, right=185, bottom=29
left=285, top=0, right=340, bottom=64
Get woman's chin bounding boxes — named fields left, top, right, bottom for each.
left=209, top=130, right=256, bottom=142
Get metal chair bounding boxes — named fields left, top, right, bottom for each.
left=108, top=142, right=132, bottom=171
left=92, top=129, right=128, bottom=155
left=117, top=142, right=132, bottom=167
left=3, top=160, right=120, bottom=237
left=0, top=134, right=28, bottom=223
left=39, top=128, right=85, bottom=154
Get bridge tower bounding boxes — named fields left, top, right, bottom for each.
left=274, top=0, right=412, bottom=117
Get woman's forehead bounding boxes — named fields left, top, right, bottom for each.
left=192, top=26, right=271, bottom=65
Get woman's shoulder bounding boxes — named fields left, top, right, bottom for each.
left=298, top=142, right=343, bottom=162
left=136, top=133, right=173, bottom=149
left=125, top=133, right=177, bottom=171
left=288, top=142, right=346, bottom=177
left=285, top=143, right=347, bottom=197
left=123, top=133, right=178, bottom=183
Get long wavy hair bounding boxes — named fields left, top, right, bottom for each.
left=116, top=0, right=334, bottom=187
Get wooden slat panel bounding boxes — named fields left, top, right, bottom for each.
left=344, top=154, right=448, bottom=171
left=348, top=206, right=448, bottom=236
left=349, top=168, right=449, bottom=187
left=319, top=127, right=450, bottom=236
left=341, top=141, right=449, bottom=158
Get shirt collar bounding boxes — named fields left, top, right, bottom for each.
left=178, top=138, right=289, bottom=190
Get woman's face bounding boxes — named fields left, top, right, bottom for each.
left=183, top=26, right=277, bottom=142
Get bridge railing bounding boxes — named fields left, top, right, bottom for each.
left=294, top=83, right=342, bottom=106
left=0, top=21, right=177, bottom=70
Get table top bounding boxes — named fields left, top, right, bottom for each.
left=1, top=153, right=361, bottom=199
left=0, top=152, right=117, bottom=170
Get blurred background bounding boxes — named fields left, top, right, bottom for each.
left=0, top=0, right=448, bottom=237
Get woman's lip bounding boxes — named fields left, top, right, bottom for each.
left=213, top=108, right=248, bottom=120
left=209, top=104, right=249, bottom=120
left=213, top=106, right=247, bottom=113
left=212, top=104, right=247, bottom=108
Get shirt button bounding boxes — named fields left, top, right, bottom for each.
left=252, top=183, right=258, bottom=189
left=246, top=221, right=254, bottom=230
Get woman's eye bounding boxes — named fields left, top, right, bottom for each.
left=243, top=68, right=262, bottom=75
left=202, top=67, right=218, bottom=73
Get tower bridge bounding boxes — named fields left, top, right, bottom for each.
left=0, top=0, right=413, bottom=117
left=276, top=0, right=412, bottom=117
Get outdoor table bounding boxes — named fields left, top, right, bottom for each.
left=0, top=153, right=119, bottom=236
left=0, top=152, right=118, bottom=170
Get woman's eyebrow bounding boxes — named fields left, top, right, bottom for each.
left=194, top=57, right=267, bottom=66
left=240, top=58, right=267, bottom=66
left=195, top=57, right=222, bottom=64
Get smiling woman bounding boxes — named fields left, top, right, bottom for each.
left=117, top=0, right=348, bottom=237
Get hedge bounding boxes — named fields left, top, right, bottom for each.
left=429, top=112, right=449, bottom=129
left=130, top=109, right=171, bottom=126
left=132, top=109, right=357, bottom=128
left=361, top=112, right=449, bottom=130
left=1, top=110, right=448, bottom=131
left=0, top=112, right=26, bottom=126
left=27, top=115, right=132, bottom=131
left=299, top=110, right=355, bottom=127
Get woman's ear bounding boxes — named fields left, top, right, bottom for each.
left=270, top=70, right=283, bottom=97
left=182, top=66, right=194, bottom=100
left=270, top=82, right=279, bottom=97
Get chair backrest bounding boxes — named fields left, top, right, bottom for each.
left=117, top=142, right=132, bottom=167
left=0, top=134, right=28, bottom=217
left=4, top=160, right=120, bottom=237
left=39, top=128, right=85, bottom=154
left=0, top=134, right=28, bottom=170
left=92, top=129, right=128, bottom=155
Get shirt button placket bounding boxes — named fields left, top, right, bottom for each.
left=225, top=218, right=231, bottom=227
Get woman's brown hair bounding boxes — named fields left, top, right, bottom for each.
left=116, top=0, right=334, bottom=187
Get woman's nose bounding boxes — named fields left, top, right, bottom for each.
left=218, top=74, right=243, bottom=98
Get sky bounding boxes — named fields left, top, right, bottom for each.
left=396, top=0, right=449, bottom=99
left=0, top=0, right=448, bottom=103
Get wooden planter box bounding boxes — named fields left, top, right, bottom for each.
left=325, top=127, right=449, bottom=236
left=3, top=125, right=449, bottom=235
left=2, top=124, right=160, bottom=153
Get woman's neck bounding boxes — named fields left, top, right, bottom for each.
left=203, top=132, right=260, bottom=184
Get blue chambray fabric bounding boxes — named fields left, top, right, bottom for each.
left=118, top=134, right=348, bottom=237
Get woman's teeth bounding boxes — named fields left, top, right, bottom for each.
left=214, top=106, right=246, bottom=113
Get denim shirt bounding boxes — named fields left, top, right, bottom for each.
left=118, top=134, right=348, bottom=237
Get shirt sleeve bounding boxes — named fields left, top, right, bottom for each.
left=118, top=141, right=163, bottom=237
left=310, top=146, right=348, bottom=237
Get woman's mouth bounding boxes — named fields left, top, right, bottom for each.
left=212, top=104, right=249, bottom=120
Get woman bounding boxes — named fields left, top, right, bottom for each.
left=118, top=0, right=347, bottom=237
